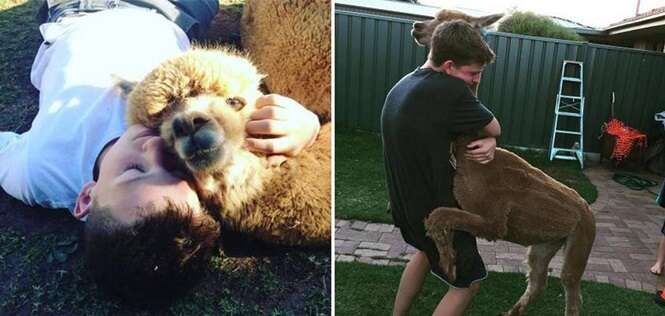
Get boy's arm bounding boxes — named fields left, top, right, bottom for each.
left=479, top=117, right=501, bottom=137
left=0, top=132, right=32, bottom=204
left=449, top=83, right=501, bottom=164
left=464, top=118, right=502, bottom=164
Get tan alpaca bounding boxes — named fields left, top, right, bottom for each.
left=414, top=10, right=596, bottom=316
left=425, top=138, right=595, bottom=316
left=124, top=48, right=331, bottom=246
left=241, top=0, right=331, bottom=122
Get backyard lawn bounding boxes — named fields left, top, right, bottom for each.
left=0, top=1, right=330, bottom=314
left=336, top=262, right=665, bottom=316
left=335, top=128, right=598, bottom=223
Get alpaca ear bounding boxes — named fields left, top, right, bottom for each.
left=470, top=13, right=504, bottom=29
left=111, top=74, right=137, bottom=97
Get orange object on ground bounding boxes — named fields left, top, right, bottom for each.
left=603, top=118, right=647, bottom=161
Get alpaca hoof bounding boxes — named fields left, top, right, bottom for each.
left=438, top=254, right=457, bottom=282
left=503, top=306, right=524, bottom=316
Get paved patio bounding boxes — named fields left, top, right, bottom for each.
left=335, top=166, right=665, bottom=292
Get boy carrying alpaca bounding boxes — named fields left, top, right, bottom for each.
left=381, top=20, right=500, bottom=315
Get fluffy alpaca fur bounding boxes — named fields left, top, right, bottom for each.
left=415, top=10, right=596, bottom=316
left=240, top=0, right=331, bottom=122
left=125, top=48, right=331, bottom=246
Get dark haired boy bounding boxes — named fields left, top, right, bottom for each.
left=0, top=1, right=320, bottom=303
left=381, top=20, right=501, bottom=315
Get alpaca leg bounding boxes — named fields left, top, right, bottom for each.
left=426, top=226, right=457, bottom=282
left=425, top=206, right=508, bottom=243
left=425, top=206, right=508, bottom=282
left=504, top=240, right=565, bottom=316
left=560, top=218, right=595, bottom=316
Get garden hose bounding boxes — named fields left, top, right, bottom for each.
left=612, top=172, right=659, bottom=195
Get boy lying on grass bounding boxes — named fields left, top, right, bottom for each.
left=0, top=0, right=320, bottom=303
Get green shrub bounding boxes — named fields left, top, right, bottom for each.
left=498, top=11, right=584, bottom=41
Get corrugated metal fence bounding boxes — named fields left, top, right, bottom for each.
left=335, top=9, right=665, bottom=152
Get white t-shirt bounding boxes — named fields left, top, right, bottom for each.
left=0, top=8, right=190, bottom=215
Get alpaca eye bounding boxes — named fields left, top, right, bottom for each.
left=226, top=97, right=245, bottom=110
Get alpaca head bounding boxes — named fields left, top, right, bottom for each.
left=412, top=9, right=503, bottom=46
left=121, top=48, right=264, bottom=175
left=159, top=94, right=256, bottom=174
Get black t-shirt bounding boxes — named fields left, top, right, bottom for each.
left=380, top=67, right=494, bottom=249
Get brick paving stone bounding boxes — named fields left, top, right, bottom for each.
left=477, top=239, right=495, bottom=245
left=335, top=240, right=359, bottom=255
left=607, top=259, right=628, bottom=273
left=372, top=259, right=390, bottom=265
left=609, top=277, right=626, bottom=288
left=595, top=275, right=609, bottom=283
left=549, top=262, right=563, bottom=270
left=478, top=245, right=497, bottom=252
left=508, top=246, right=527, bottom=254
left=379, top=232, right=406, bottom=245
left=405, top=245, right=418, bottom=254
left=486, top=264, right=503, bottom=272
left=351, top=221, right=367, bottom=230
left=628, top=272, right=657, bottom=284
left=479, top=253, right=497, bottom=265
left=642, top=282, right=657, bottom=292
left=596, top=215, right=620, bottom=220
left=496, top=253, right=525, bottom=261
left=609, top=227, right=632, bottom=233
left=336, top=219, right=350, bottom=228
left=336, top=255, right=355, bottom=262
left=357, top=256, right=374, bottom=264
left=354, top=249, right=388, bottom=258
left=596, top=222, right=616, bottom=228
left=587, top=257, right=609, bottom=265
left=358, top=241, right=391, bottom=251
left=388, top=260, right=406, bottom=266
left=337, top=227, right=381, bottom=242
left=625, top=280, right=642, bottom=290
left=388, top=245, right=407, bottom=259
left=365, top=223, right=394, bottom=233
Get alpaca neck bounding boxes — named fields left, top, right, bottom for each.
left=196, top=150, right=272, bottom=215
left=453, top=138, right=473, bottom=173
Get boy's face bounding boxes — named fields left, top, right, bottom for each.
left=445, top=62, right=485, bottom=87
left=91, top=124, right=201, bottom=224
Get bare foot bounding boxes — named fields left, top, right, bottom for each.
left=650, top=262, right=663, bottom=275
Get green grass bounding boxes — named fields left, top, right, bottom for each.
left=335, top=129, right=598, bottom=223
left=0, top=223, right=331, bottom=315
left=336, top=262, right=665, bottom=316
left=335, top=129, right=391, bottom=223
left=0, top=1, right=330, bottom=314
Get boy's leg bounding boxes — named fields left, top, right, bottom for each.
left=393, top=250, right=430, bottom=316
left=433, top=281, right=480, bottom=316
left=651, top=235, right=665, bottom=275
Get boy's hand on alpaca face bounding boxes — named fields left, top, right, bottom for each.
left=464, top=137, right=496, bottom=164
left=245, top=94, right=320, bottom=166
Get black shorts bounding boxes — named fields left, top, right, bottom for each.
left=400, top=227, right=487, bottom=288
